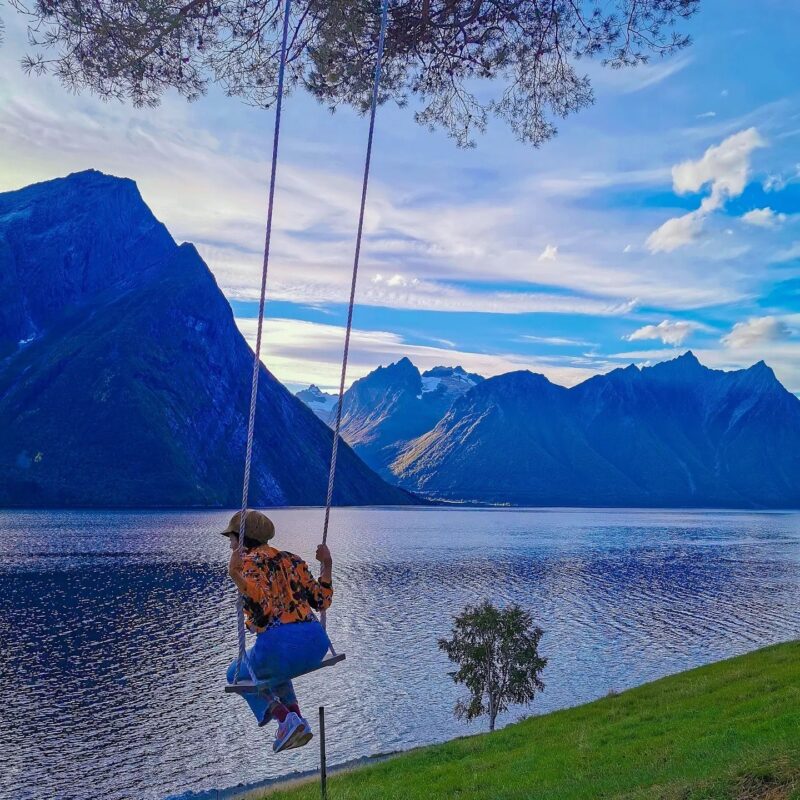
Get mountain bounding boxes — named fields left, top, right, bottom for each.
left=392, top=352, right=800, bottom=508
left=334, top=358, right=482, bottom=476
left=420, top=365, right=484, bottom=399
left=0, top=171, right=415, bottom=508
left=295, top=385, right=338, bottom=422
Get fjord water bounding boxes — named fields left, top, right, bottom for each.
left=1, top=508, right=798, bottom=800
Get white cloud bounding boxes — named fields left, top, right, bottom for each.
left=532, top=167, right=670, bottom=198
left=741, top=207, right=787, bottom=228
left=235, top=317, right=599, bottom=390
left=1, top=77, right=731, bottom=314
left=764, top=174, right=787, bottom=192
left=647, top=128, right=766, bottom=253
left=538, top=244, right=558, bottom=261
left=646, top=211, right=705, bottom=253
left=770, top=241, right=800, bottom=263
left=763, top=164, right=800, bottom=192
left=372, top=273, right=420, bottom=288
left=721, top=316, right=792, bottom=349
left=697, top=111, right=717, bottom=119
left=672, top=127, right=765, bottom=207
left=626, top=320, right=701, bottom=346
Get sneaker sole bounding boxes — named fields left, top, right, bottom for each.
left=273, top=724, right=303, bottom=753
left=286, top=728, right=313, bottom=750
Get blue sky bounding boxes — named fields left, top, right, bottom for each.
left=1, top=0, right=799, bottom=393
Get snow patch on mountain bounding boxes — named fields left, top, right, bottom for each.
left=295, top=384, right=338, bottom=422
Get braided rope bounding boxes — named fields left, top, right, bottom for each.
left=232, top=0, right=389, bottom=674
left=322, top=0, right=390, bottom=544
left=234, top=0, right=293, bottom=683
left=319, top=0, right=390, bottom=640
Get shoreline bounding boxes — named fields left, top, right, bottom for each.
left=164, top=751, right=400, bottom=800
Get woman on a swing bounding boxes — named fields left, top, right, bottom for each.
left=223, top=509, right=333, bottom=753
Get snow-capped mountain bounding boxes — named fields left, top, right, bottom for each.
left=295, top=385, right=338, bottom=422
left=420, top=365, right=484, bottom=399
left=302, top=359, right=484, bottom=476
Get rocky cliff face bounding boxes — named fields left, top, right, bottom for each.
left=0, top=171, right=415, bottom=508
left=391, top=352, right=800, bottom=508
left=334, top=358, right=482, bottom=476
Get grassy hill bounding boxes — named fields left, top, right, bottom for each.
left=268, top=641, right=799, bottom=800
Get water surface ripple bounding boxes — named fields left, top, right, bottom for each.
left=1, top=508, right=798, bottom=799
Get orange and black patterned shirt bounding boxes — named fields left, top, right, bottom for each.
left=239, top=544, right=333, bottom=633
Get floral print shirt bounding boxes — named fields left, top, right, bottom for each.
left=239, top=544, right=333, bottom=633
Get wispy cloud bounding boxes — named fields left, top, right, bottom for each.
left=520, top=335, right=597, bottom=347
left=770, top=241, right=800, bottom=263
left=538, top=244, right=558, bottom=261
left=235, top=317, right=600, bottom=390
left=532, top=167, right=670, bottom=198
left=591, top=54, right=693, bottom=94
left=1, top=37, right=767, bottom=317
left=763, top=164, right=800, bottom=192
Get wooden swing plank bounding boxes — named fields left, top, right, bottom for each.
left=225, top=653, right=346, bottom=694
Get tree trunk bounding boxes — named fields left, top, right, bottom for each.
left=488, top=692, right=496, bottom=732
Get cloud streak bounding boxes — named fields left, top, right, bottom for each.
left=235, top=317, right=601, bottom=390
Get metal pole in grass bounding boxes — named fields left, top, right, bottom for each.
left=319, top=706, right=328, bottom=800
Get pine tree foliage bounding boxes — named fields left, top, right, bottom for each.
left=5, top=0, right=699, bottom=146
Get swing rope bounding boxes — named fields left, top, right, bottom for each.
left=322, top=0, right=390, bottom=545
left=234, top=0, right=293, bottom=682
left=233, top=0, right=390, bottom=678
left=319, top=0, right=390, bottom=641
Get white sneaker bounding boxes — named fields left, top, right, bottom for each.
left=285, top=716, right=313, bottom=750
left=273, top=712, right=306, bottom=753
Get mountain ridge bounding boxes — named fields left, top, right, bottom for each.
left=297, top=350, right=800, bottom=508
left=332, top=359, right=483, bottom=475
left=0, top=170, right=416, bottom=508
left=390, top=351, right=800, bottom=508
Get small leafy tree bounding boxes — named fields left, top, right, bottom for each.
left=438, top=600, right=546, bottom=732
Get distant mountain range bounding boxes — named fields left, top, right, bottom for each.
left=0, top=171, right=414, bottom=508
left=5, top=171, right=797, bottom=510
left=296, top=360, right=483, bottom=476
left=298, top=354, right=800, bottom=508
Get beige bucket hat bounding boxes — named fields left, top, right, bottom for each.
left=220, top=509, right=275, bottom=544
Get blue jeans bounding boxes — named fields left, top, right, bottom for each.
left=226, top=620, right=331, bottom=726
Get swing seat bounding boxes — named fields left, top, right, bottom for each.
left=225, top=653, right=346, bottom=695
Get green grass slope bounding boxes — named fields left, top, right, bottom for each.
left=269, top=641, right=799, bottom=800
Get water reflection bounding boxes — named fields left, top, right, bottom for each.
left=0, top=508, right=798, bottom=800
